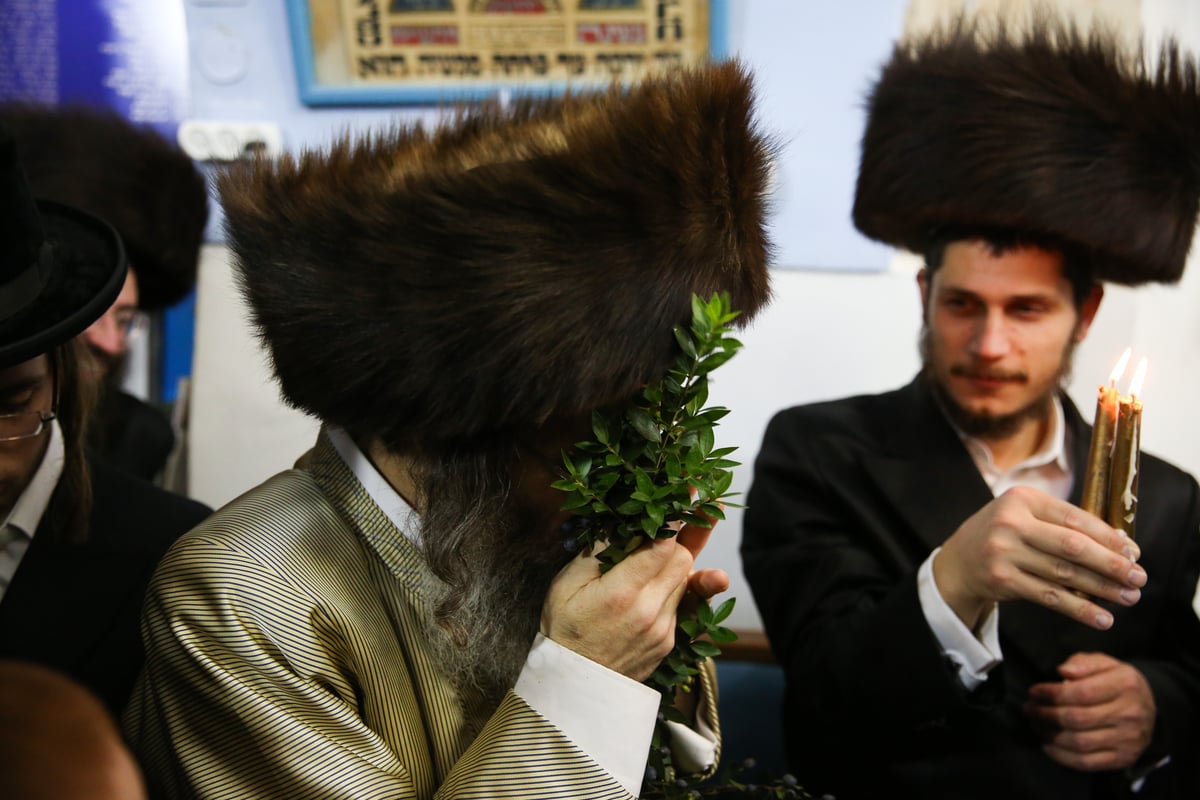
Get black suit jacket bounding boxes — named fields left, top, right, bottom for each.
left=93, top=390, right=176, bottom=482
left=0, top=458, right=210, bottom=717
left=742, top=377, right=1200, bottom=800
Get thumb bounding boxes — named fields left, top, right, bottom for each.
left=1057, top=651, right=1117, bottom=680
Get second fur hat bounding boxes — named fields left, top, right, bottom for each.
left=853, top=19, right=1200, bottom=284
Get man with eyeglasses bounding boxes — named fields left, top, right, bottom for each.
left=1, top=103, right=209, bottom=483
left=0, top=123, right=210, bottom=718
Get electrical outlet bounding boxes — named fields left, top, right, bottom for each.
left=177, top=120, right=283, bottom=163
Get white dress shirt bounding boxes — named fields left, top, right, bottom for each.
left=0, top=419, right=64, bottom=600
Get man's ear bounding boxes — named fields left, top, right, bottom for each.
left=917, top=267, right=930, bottom=313
left=1075, top=283, right=1105, bottom=342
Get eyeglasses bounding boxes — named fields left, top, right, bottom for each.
left=0, top=410, right=57, bottom=442
left=113, top=310, right=150, bottom=342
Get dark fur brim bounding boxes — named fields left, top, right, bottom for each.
left=2, top=104, right=208, bottom=310
left=220, top=62, right=774, bottom=449
left=853, top=19, right=1200, bottom=284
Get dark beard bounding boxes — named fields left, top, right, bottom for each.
left=412, top=444, right=570, bottom=720
left=919, top=324, right=1075, bottom=439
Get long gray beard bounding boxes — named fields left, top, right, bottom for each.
left=413, top=448, right=566, bottom=727
left=419, top=516, right=550, bottom=715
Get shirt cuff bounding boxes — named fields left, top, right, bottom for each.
left=514, top=633, right=659, bottom=796
left=918, top=548, right=1003, bottom=691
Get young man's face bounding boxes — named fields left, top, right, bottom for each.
left=80, top=268, right=139, bottom=381
left=918, top=239, right=1102, bottom=440
left=0, top=355, right=54, bottom=519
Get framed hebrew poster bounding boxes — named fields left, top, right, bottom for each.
left=287, top=0, right=730, bottom=105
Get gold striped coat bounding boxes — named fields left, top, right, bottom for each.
left=124, top=433, right=710, bottom=799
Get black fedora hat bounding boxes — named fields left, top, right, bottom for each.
left=0, top=123, right=125, bottom=369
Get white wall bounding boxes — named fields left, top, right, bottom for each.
left=187, top=0, right=1200, bottom=630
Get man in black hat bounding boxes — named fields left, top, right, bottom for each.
left=743, top=20, right=1200, bottom=800
left=124, top=62, right=772, bottom=799
left=1, top=103, right=210, bottom=483
left=0, top=124, right=210, bottom=718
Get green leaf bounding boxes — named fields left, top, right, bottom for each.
left=640, top=514, right=660, bottom=537
left=690, top=641, right=721, bottom=659
left=591, top=411, right=610, bottom=445
left=647, top=503, right=666, bottom=532
left=672, top=325, right=698, bottom=359
left=712, top=597, right=736, bottom=624
left=665, top=452, right=682, bottom=479
left=708, top=626, right=739, bottom=644
left=616, top=499, right=644, bottom=515
left=627, top=408, right=661, bottom=443
left=560, top=494, right=591, bottom=510
left=707, top=458, right=739, bottom=469
left=635, top=469, right=655, bottom=498
left=700, top=349, right=737, bottom=371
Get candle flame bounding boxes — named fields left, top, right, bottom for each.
left=1109, top=347, right=1132, bottom=385
left=1129, top=357, right=1148, bottom=399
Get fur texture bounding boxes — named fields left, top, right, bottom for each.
left=2, top=104, right=209, bottom=309
left=853, top=18, right=1200, bottom=284
left=220, top=61, right=774, bottom=449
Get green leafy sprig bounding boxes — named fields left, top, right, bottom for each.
left=551, top=293, right=813, bottom=800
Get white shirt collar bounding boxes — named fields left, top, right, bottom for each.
left=324, top=426, right=421, bottom=543
left=957, top=396, right=1073, bottom=498
left=4, top=419, right=65, bottom=538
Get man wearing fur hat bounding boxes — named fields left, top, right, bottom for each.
left=743, top=20, right=1200, bottom=800
left=1, top=104, right=209, bottom=483
left=0, top=125, right=210, bottom=718
left=124, top=62, right=772, bottom=799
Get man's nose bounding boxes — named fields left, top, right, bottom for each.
left=82, top=313, right=127, bottom=357
left=970, top=312, right=1011, bottom=360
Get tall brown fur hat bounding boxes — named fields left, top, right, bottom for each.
left=0, top=103, right=209, bottom=310
left=853, top=17, right=1200, bottom=284
left=220, top=61, right=773, bottom=449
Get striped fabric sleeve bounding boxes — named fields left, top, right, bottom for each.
left=125, top=537, right=422, bottom=800
left=124, top=532, right=635, bottom=800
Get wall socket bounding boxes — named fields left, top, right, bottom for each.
left=177, top=120, right=283, bottom=162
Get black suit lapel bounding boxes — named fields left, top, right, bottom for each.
left=0, top=528, right=139, bottom=669
left=860, top=378, right=995, bottom=552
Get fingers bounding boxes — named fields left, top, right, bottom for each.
left=1011, top=523, right=1146, bottom=606
left=688, top=568, right=730, bottom=600
left=1023, top=656, right=1155, bottom=773
left=676, top=510, right=720, bottom=559
left=1024, top=696, right=1116, bottom=732
left=990, top=491, right=1146, bottom=617
left=1042, top=741, right=1126, bottom=772
left=1056, top=651, right=1120, bottom=680
left=618, top=537, right=694, bottom=587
